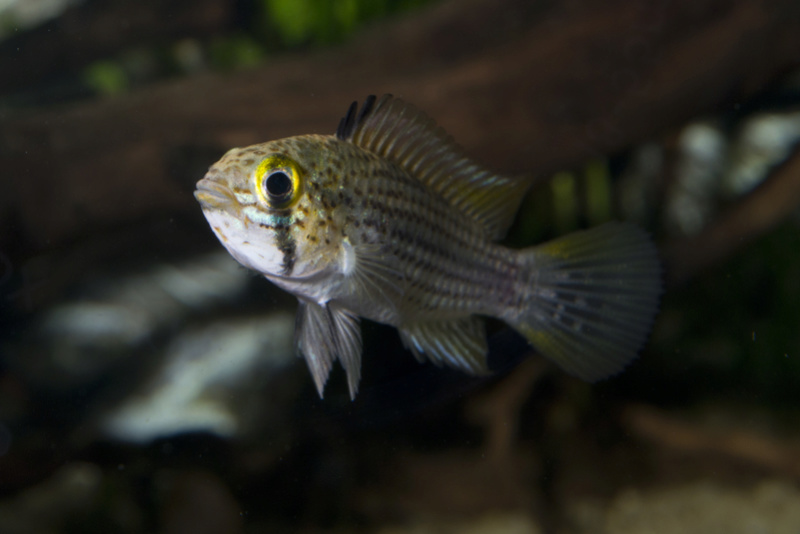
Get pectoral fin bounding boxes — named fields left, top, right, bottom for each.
left=341, top=239, right=405, bottom=314
left=398, top=317, right=489, bottom=375
left=296, top=301, right=363, bottom=399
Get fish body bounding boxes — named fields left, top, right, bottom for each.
left=195, top=95, right=661, bottom=399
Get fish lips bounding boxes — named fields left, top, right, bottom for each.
left=194, top=177, right=236, bottom=211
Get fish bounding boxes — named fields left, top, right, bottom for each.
left=194, top=94, right=661, bottom=400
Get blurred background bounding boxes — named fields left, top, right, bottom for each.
left=2, top=0, right=800, bottom=532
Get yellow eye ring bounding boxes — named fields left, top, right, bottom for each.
left=255, top=155, right=303, bottom=210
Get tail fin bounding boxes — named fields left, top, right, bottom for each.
left=509, top=223, right=661, bottom=381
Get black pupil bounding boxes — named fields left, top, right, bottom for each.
left=266, top=171, right=292, bottom=199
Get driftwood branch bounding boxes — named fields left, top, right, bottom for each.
left=664, top=145, right=800, bottom=286
left=623, top=404, right=800, bottom=478
left=2, top=0, right=800, bottom=272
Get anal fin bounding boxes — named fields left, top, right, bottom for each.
left=398, top=316, right=489, bottom=375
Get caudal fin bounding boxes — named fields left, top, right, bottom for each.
left=509, top=223, right=661, bottom=381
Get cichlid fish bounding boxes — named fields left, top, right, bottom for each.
left=195, top=95, right=661, bottom=399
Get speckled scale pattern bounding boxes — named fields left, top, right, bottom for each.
left=285, top=135, right=523, bottom=325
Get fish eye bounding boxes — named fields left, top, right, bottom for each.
left=255, top=155, right=303, bottom=209
left=265, top=170, right=293, bottom=202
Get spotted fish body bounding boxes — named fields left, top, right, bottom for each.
left=195, top=95, right=661, bottom=399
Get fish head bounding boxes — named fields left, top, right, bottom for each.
left=194, top=134, right=347, bottom=281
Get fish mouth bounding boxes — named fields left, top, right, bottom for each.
left=194, top=177, right=235, bottom=210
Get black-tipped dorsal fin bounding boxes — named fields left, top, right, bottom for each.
left=336, top=95, right=377, bottom=141
left=336, top=94, right=532, bottom=240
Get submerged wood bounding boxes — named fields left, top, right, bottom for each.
left=1, top=0, right=800, bottom=281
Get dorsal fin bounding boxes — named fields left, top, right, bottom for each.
left=335, top=94, right=533, bottom=240
left=336, top=95, right=376, bottom=140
